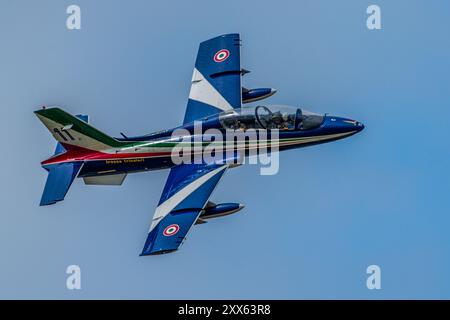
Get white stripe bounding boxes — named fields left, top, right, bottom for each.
left=188, top=68, right=233, bottom=112
left=36, top=114, right=113, bottom=152
left=149, top=165, right=228, bottom=232
left=175, top=168, right=226, bottom=250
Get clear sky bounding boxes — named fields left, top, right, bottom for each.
left=1, top=0, right=449, bottom=299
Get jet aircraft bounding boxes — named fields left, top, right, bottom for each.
left=35, top=33, right=364, bottom=255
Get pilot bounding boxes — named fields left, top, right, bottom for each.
left=275, top=112, right=291, bottom=130
left=231, top=120, right=240, bottom=130
left=271, top=111, right=284, bottom=129
left=281, top=113, right=290, bottom=129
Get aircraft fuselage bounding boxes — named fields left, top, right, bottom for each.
left=42, top=112, right=364, bottom=179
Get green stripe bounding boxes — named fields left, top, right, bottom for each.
left=35, top=108, right=134, bottom=148
left=35, top=107, right=325, bottom=150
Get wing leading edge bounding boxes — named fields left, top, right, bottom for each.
left=183, top=33, right=242, bottom=124
left=141, top=162, right=229, bottom=255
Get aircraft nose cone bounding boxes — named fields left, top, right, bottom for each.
left=356, top=121, right=365, bottom=132
left=328, top=116, right=365, bottom=134
left=342, top=118, right=364, bottom=133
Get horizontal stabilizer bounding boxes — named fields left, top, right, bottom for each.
left=53, top=142, right=66, bottom=156
left=40, top=162, right=82, bottom=206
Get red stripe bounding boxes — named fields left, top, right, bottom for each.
left=41, top=138, right=310, bottom=165
left=41, top=143, right=172, bottom=165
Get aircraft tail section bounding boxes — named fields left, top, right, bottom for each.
left=34, top=107, right=127, bottom=152
left=53, top=114, right=89, bottom=156
left=35, top=109, right=127, bottom=205
left=40, top=162, right=83, bottom=206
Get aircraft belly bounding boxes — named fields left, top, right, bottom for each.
left=78, top=156, right=175, bottom=177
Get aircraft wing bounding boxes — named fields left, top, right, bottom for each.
left=141, top=162, right=230, bottom=255
left=183, top=33, right=242, bottom=124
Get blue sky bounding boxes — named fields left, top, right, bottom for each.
left=1, top=0, right=449, bottom=299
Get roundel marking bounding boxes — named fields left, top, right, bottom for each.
left=214, top=49, right=230, bottom=63
left=163, top=224, right=180, bottom=237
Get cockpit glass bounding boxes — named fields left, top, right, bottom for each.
left=255, top=105, right=296, bottom=130
left=219, top=105, right=323, bottom=131
left=297, top=109, right=324, bottom=130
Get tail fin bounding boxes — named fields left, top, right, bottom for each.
left=53, top=114, right=88, bottom=156
left=35, top=107, right=126, bottom=151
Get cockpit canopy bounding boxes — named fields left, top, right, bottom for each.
left=219, top=105, right=324, bottom=131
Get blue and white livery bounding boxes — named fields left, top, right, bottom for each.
left=35, top=33, right=365, bottom=256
